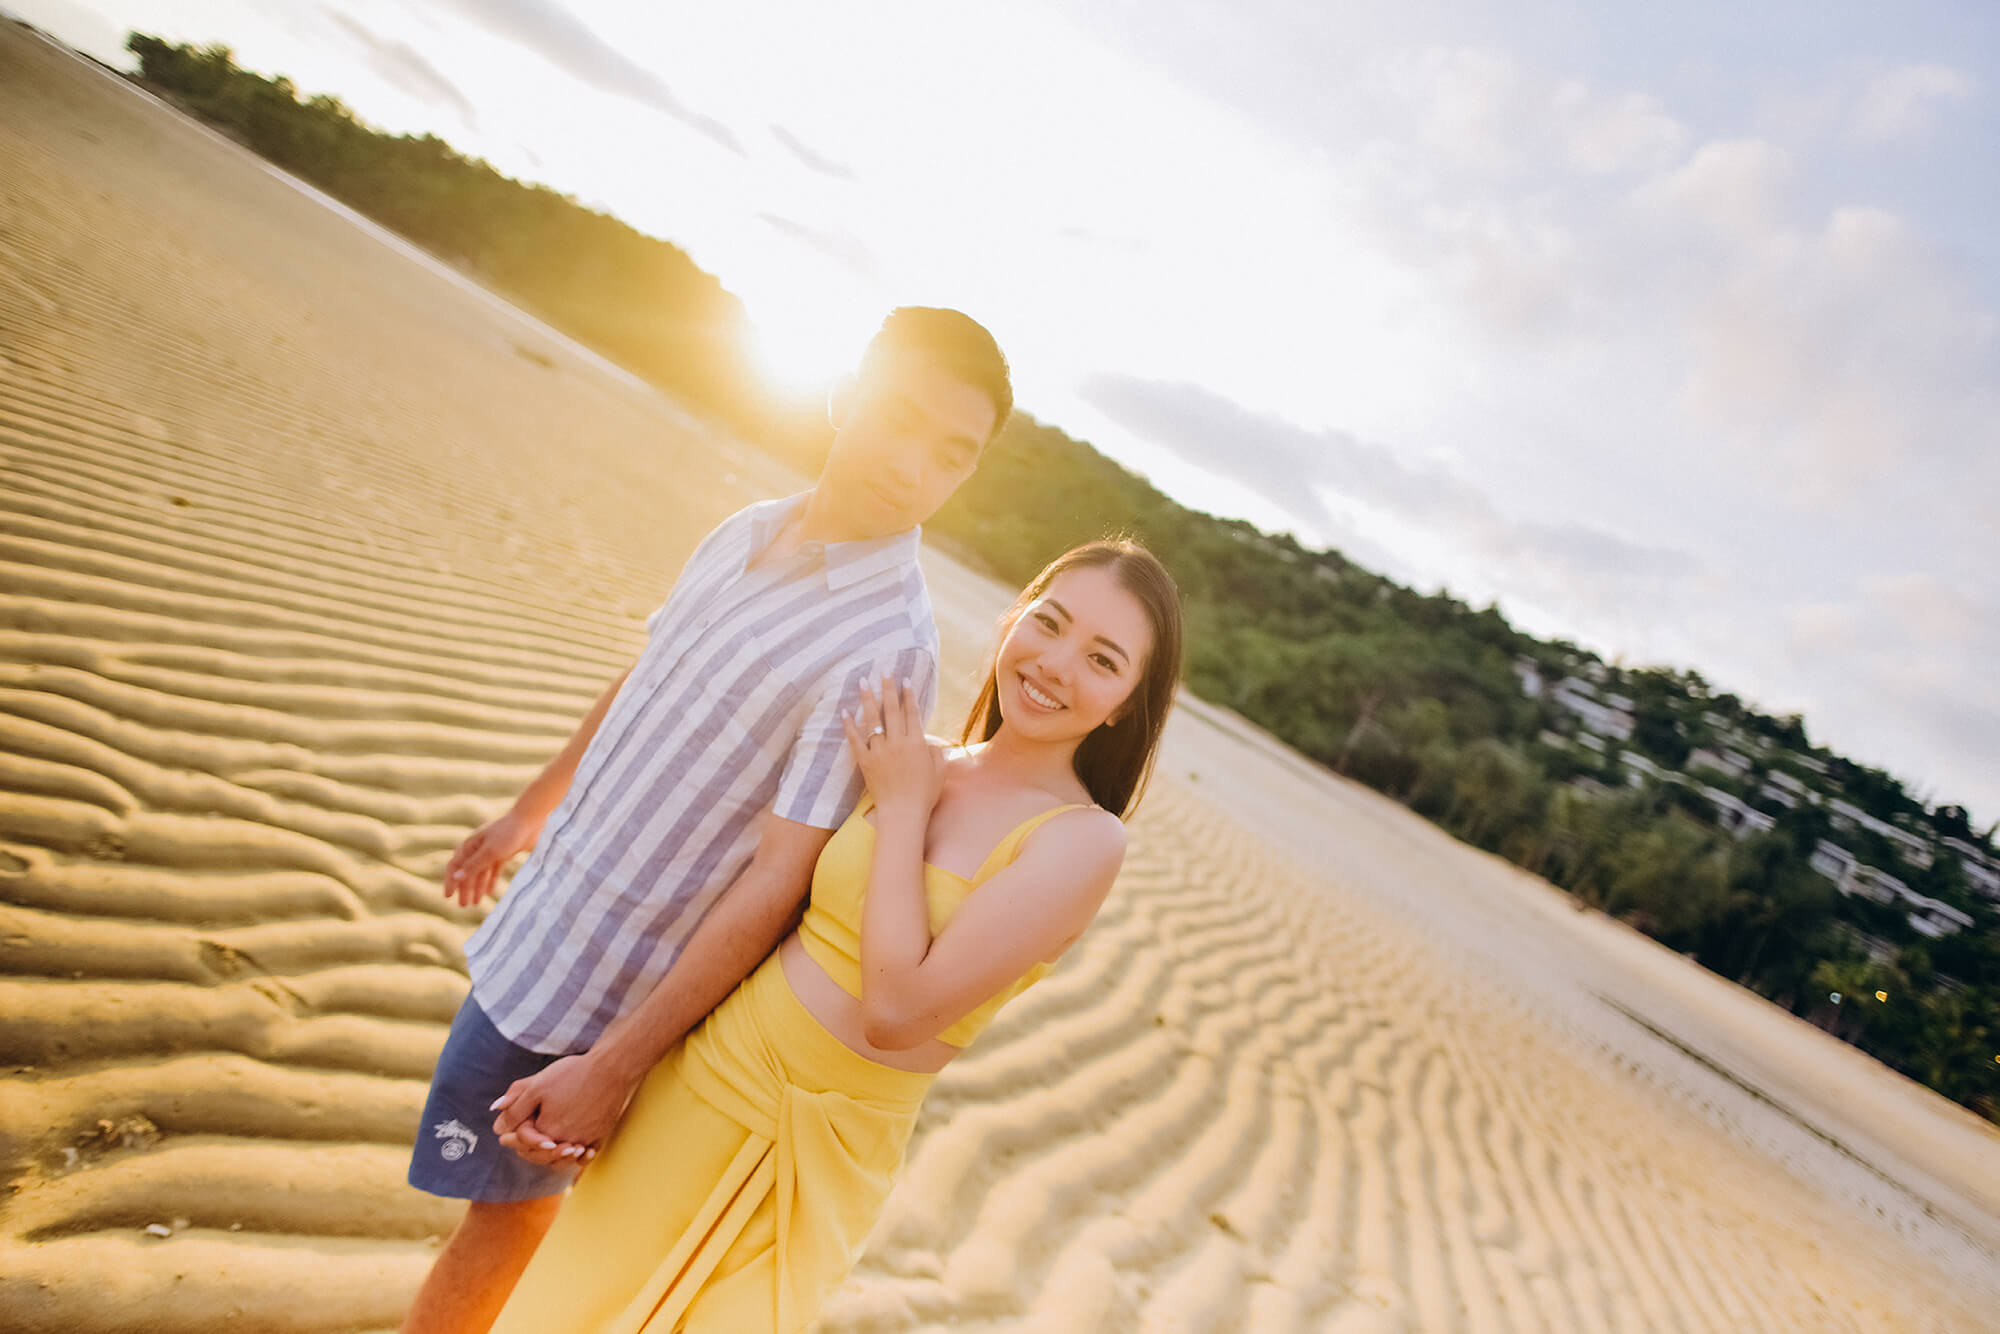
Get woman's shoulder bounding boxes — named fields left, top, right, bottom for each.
left=1021, top=800, right=1125, bottom=864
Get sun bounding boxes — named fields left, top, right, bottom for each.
left=745, top=301, right=878, bottom=398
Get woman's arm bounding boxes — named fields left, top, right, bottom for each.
left=846, top=679, right=1126, bottom=1050
left=860, top=806, right=1123, bottom=1048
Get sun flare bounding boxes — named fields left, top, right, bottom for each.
left=746, top=301, right=878, bottom=397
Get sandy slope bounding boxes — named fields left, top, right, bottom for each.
left=1, top=23, right=1994, bottom=1332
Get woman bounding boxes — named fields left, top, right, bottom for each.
left=487, top=539, right=1183, bottom=1333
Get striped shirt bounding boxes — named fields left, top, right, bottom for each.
left=466, top=494, right=939, bottom=1053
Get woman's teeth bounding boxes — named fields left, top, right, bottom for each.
left=1022, top=677, right=1063, bottom=710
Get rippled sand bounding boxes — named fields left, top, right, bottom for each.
left=2, top=23, right=1995, bottom=1333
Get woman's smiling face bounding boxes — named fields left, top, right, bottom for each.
left=994, top=564, right=1155, bottom=741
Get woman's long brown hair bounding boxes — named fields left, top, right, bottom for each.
left=960, top=540, right=1184, bottom=818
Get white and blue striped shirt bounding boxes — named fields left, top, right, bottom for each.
left=466, top=494, right=939, bottom=1053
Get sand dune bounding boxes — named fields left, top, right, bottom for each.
left=2, top=23, right=1995, bottom=1332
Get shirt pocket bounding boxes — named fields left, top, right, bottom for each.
left=694, top=651, right=806, bottom=753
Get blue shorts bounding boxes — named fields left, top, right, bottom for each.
left=408, top=994, right=581, bottom=1202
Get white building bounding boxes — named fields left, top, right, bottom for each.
left=1549, top=677, right=1635, bottom=741
left=1702, top=786, right=1777, bottom=839
left=1905, top=893, right=1974, bottom=939
left=1810, top=839, right=1859, bottom=891
left=1688, top=747, right=1752, bottom=781
left=1758, top=781, right=1799, bottom=810
left=1513, top=657, right=1545, bottom=698
left=1622, top=753, right=1666, bottom=787
left=1942, top=837, right=2000, bottom=901
left=1850, top=865, right=1907, bottom=906
left=1764, top=770, right=1809, bottom=799
left=1828, top=800, right=1935, bottom=869
left=1812, top=843, right=1975, bottom=936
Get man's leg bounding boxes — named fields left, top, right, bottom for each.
left=398, top=1195, right=564, bottom=1334
left=403, top=996, right=578, bottom=1333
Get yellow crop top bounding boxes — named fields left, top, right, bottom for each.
left=797, top=793, right=1091, bottom=1047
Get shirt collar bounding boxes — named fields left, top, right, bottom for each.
left=745, top=492, right=922, bottom=591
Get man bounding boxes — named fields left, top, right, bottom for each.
left=399, top=307, right=1011, bottom=1334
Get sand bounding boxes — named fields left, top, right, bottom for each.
left=2, top=22, right=1995, bottom=1332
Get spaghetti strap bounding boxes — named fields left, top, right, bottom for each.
left=969, top=803, right=1093, bottom=884
left=853, top=791, right=1095, bottom=884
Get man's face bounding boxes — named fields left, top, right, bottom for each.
left=821, top=354, right=998, bottom=538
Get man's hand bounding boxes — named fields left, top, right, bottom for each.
left=443, top=810, right=541, bottom=907
left=490, top=1052, right=634, bottom=1166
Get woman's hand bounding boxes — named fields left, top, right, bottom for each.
left=842, top=675, right=946, bottom=818
left=490, top=1051, right=632, bottom=1166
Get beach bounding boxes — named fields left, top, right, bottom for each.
left=2, top=23, right=1996, bottom=1332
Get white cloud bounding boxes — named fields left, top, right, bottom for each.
left=1632, top=138, right=1792, bottom=240
left=434, top=0, right=743, bottom=153
left=319, top=11, right=480, bottom=129
left=1851, top=63, right=1977, bottom=144
left=1554, top=82, right=1689, bottom=173
left=1769, top=574, right=2000, bottom=814
left=1078, top=375, right=1708, bottom=639
left=1664, top=200, right=2000, bottom=502
left=1397, top=46, right=1523, bottom=172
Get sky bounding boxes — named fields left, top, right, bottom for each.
left=14, top=0, right=1999, bottom=825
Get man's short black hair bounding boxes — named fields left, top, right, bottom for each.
left=857, top=307, right=1012, bottom=438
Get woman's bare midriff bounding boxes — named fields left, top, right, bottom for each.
left=778, top=935, right=962, bottom=1074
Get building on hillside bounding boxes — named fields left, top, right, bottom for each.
left=1810, top=839, right=1859, bottom=891
left=1964, top=863, right=1999, bottom=901
left=1576, top=731, right=1606, bottom=754
left=1761, top=771, right=1809, bottom=808
left=1828, top=799, right=1935, bottom=869
left=1905, top=893, right=1974, bottom=939
left=1549, top=677, right=1635, bottom=740
left=1810, top=842, right=1972, bottom=934
left=1688, top=747, right=1752, bottom=781
left=1849, top=865, right=1907, bottom=906
left=1514, top=658, right=1545, bottom=698
left=1537, top=728, right=1571, bottom=749
left=1942, top=837, right=2000, bottom=901
left=1621, top=752, right=1664, bottom=786
left=1702, top=786, right=1777, bottom=839
left=1795, top=754, right=1830, bottom=776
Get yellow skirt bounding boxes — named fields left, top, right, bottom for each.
left=490, top=955, right=934, bottom=1334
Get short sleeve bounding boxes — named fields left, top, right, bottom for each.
left=773, top=645, right=939, bottom=829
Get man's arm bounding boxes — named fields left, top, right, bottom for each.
left=443, top=663, right=633, bottom=907
left=490, top=811, right=834, bottom=1161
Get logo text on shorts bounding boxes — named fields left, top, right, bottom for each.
left=434, top=1119, right=478, bottom=1161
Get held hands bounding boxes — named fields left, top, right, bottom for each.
left=442, top=809, right=539, bottom=907
left=489, top=1052, right=634, bottom=1167
left=841, top=676, right=946, bottom=817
